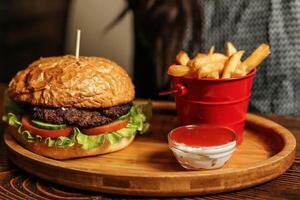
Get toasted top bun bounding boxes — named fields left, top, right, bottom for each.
left=8, top=55, right=135, bottom=108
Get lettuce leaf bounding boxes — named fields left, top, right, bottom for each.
left=74, top=127, right=105, bottom=150
left=3, top=103, right=150, bottom=150
left=2, top=112, right=22, bottom=126
left=117, top=126, right=137, bottom=137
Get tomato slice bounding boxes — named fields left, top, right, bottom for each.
left=82, top=119, right=128, bottom=135
left=21, top=116, right=73, bottom=138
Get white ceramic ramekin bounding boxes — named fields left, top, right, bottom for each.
left=168, top=125, right=237, bottom=170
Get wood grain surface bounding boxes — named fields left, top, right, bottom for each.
left=3, top=102, right=296, bottom=197
left=0, top=84, right=300, bottom=199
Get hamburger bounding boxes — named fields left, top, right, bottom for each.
left=3, top=55, right=149, bottom=159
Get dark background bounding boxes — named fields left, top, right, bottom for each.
left=0, top=0, right=70, bottom=83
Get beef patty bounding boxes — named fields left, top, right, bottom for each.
left=31, top=103, right=132, bottom=128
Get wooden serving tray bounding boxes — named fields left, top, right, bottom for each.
left=4, top=102, right=296, bottom=197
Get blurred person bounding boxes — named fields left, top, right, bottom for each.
left=112, top=0, right=300, bottom=116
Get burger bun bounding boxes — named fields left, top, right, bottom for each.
left=8, top=55, right=135, bottom=108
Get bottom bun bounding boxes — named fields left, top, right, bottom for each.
left=9, top=126, right=135, bottom=160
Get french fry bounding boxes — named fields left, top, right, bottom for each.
left=197, top=67, right=211, bottom=78
left=167, top=64, right=190, bottom=77
left=176, top=51, right=190, bottom=65
left=206, top=71, right=219, bottom=79
left=202, top=62, right=224, bottom=73
left=210, top=53, right=228, bottom=61
left=168, top=42, right=270, bottom=80
left=236, top=62, right=247, bottom=71
left=225, top=42, right=237, bottom=57
left=208, top=46, right=215, bottom=55
left=195, top=53, right=207, bottom=58
left=197, top=62, right=223, bottom=78
left=188, top=53, right=228, bottom=72
left=241, top=43, right=270, bottom=73
left=231, top=64, right=247, bottom=78
left=222, top=51, right=244, bottom=78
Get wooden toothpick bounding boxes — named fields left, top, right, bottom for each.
left=75, top=29, right=81, bottom=61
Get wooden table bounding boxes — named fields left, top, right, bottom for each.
left=0, top=84, right=299, bottom=199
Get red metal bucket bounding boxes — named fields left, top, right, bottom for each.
left=171, top=70, right=256, bottom=145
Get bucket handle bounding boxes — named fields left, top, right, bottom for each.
left=159, top=83, right=187, bottom=96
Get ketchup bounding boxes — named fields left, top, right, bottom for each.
left=170, top=125, right=236, bottom=147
